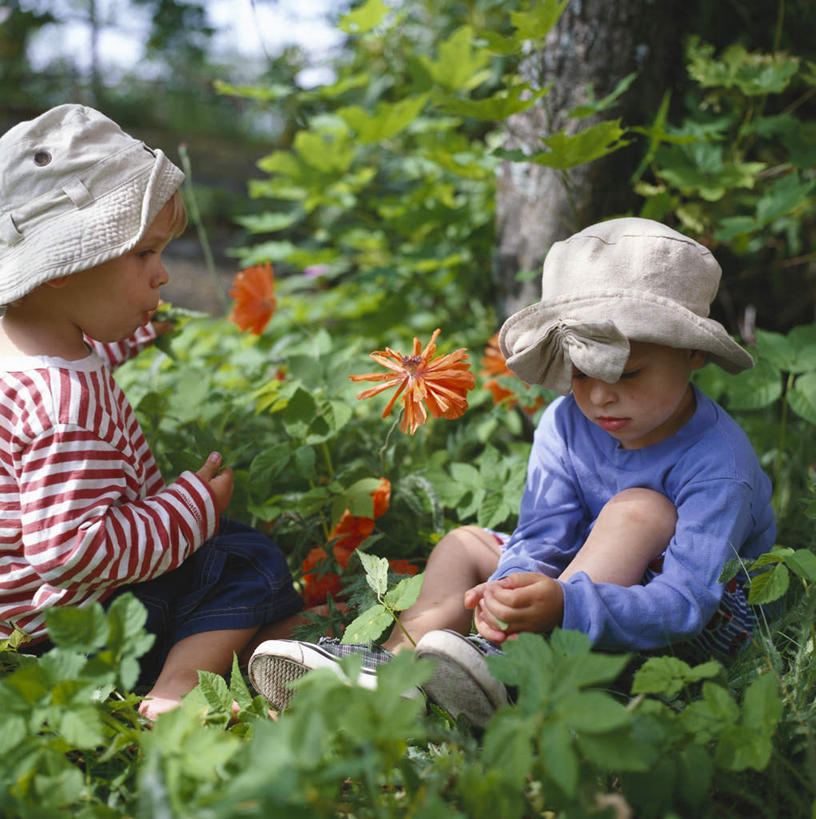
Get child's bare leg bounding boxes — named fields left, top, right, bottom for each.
left=560, top=488, right=677, bottom=586
left=140, top=626, right=256, bottom=719
left=382, top=525, right=501, bottom=654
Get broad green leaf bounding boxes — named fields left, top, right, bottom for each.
left=450, top=462, right=481, bottom=487
left=747, top=563, right=789, bottom=604
left=58, top=707, right=105, bottom=749
left=249, top=444, right=291, bottom=485
left=341, top=603, right=393, bottom=644
left=357, top=551, right=389, bottom=596
left=196, top=669, right=234, bottom=714
left=478, top=489, right=510, bottom=529
left=339, top=96, right=428, bottom=143
left=339, top=0, right=389, bottom=34
left=559, top=690, right=631, bottom=733
left=340, top=477, right=385, bottom=519
left=213, top=80, right=291, bottom=101
left=755, top=328, right=797, bottom=371
left=509, top=0, right=569, bottom=40
left=576, top=727, right=652, bottom=772
left=46, top=603, right=109, bottom=652
left=632, top=656, right=722, bottom=698
left=384, top=572, right=424, bottom=610
left=788, top=373, right=816, bottom=426
left=788, top=324, right=816, bottom=372
left=716, top=724, right=775, bottom=771
left=499, top=120, right=631, bottom=170
left=741, top=671, right=783, bottom=731
left=437, top=84, right=549, bottom=121
left=293, top=130, right=355, bottom=175
left=235, top=211, right=302, bottom=234
left=783, top=548, right=816, bottom=581
left=537, top=721, right=579, bottom=796
left=720, top=358, right=782, bottom=411
left=482, top=713, right=536, bottom=785
left=419, top=26, right=491, bottom=93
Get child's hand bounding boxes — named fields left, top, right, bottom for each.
left=466, top=573, right=564, bottom=643
left=196, top=452, right=234, bottom=514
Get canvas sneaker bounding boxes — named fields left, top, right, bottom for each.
left=415, top=629, right=509, bottom=728
left=248, top=636, right=400, bottom=711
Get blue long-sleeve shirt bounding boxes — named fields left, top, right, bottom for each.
left=490, top=386, right=775, bottom=651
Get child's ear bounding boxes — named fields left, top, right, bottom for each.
left=45, top=275, right=72, bottom=289
left=688, top=350, right=707, bottom=371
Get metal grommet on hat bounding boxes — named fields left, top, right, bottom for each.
left=33, top=150, right=52, bottom=166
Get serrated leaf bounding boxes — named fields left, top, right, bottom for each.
left=498, top=120, right=631, bottom=170
left=721, top=358, right=782, bottom=411
left=788, top=373, right=816, bottom=426
left=419, top=26, right=491, bottom=93
left=747, top=563, right=789, bottom=604
left=339, top=0, right=389, bottom=33
left=783, top=548, right=816, bottom=581
left=384, top=572, right=424, bottom=610
left=46, top=603, right=109, bottom=652
left=509, top=0, right=569, bottom=39
left=341, top=603, right=393, bottom=644
left=437, top=84, right=549, bottom=120
left=339, top=96, right=428, bottom=143
left=357, top=551, right=389, bottom=596
left=58, top=707, right=105, bottom=749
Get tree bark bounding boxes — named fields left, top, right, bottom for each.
left=496, top=0, right=685, bottom=316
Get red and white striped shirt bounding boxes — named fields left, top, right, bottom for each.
left=0, top=326, right=217, bottom=642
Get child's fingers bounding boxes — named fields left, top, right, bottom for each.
left=463, top=581, right=489, bottom=610
left=196, top=452, right=222, bottom=481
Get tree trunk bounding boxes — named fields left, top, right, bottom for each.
left=496, top=0, right=685, bottom=317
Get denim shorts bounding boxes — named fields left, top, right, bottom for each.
left=106, top=517, right=303, bottom=684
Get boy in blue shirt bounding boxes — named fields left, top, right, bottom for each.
left=249, top=218, right=775, bottom=726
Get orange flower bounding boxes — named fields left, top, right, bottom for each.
left=329, top=478, right=391, bottom=568
left=388, top=559, right=419, bottom=576
left=301, top=546, right=343, bottom=607
left=350, top=329, right=475, bottom=435
left=228, top=262, right=276, bottom=334
left=481, top=333, right=512, bottom=377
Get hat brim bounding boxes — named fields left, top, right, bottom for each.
left=499, top=288, right=754, bottom=390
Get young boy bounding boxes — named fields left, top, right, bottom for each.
left=0, top=104, right=303, bottom=718
left=247, top=218, right=776, bottom=726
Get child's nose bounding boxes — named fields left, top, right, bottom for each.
left=589, top=379, right=616, bottom=405
left=154, top=259, right=170, bottom=287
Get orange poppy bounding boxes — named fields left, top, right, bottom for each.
left=481, top=332, right=513, bottom=377
left=350, top=329, right=475, bottom=435
left=228, top=262, right=277, bottom=335
left=388, top=559, right=419, bottom=576
left=329, top=478, right=391, bottom=567
left=301, top=546, right=343, bottom=607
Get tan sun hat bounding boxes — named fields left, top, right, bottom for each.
left=0, top=104, right=183, bottom=304
left=498, top=217, right=754, bottom=394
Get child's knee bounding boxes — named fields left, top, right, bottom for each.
left=601, top=488, right=677, bottom=538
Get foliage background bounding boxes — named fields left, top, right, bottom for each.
left=2, top=0, right=816, bottom=816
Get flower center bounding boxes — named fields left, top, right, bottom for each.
left=401, top=354, right=422, bottom=374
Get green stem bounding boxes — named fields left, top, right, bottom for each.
left=384, top=601, right=417, bottom=648
left=774, top=372, right=793, bottom=506
left=177, top=143, right=229, bottom=314
left=321, top=441, right=334, bottom=476
left=379, top=412, right=402, bottom=474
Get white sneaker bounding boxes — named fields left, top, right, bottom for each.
left=248, top=637, right=395, bottom=711
left=415, top=629, right=508, bottom=727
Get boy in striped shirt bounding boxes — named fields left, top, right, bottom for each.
left=0, top=105, right=302, bottom=717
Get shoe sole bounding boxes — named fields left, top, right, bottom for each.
left=415, top=630, right=508, bottom=728
left=248, top=640, right=377, bottom=711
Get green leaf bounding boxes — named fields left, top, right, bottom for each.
left=339, top=0, right=389, bottom=34
left=45, top=603, right=109, bottom=652
left=58, top=706, right=105, bottom=749
left=783, top=548, right=816, bottom=582
left=720, top=358, right=782, bottom=411
left=437, top=84, right=549, bottom=121
left=498, top=120, right=631, bottom=170
left=755, top=328, right=797, bottom=372
left=229, top=654, right=254, bottom=712
left=339, top=96, right=428, bottom=143
left=509, top=0, right=569, bottom=40
left=341, top=603, right=393, bottom=644
left=537, top=721, right=579, bottom=796
left=196, top=669, right=234, bottom=714
left=559, top=690, right=631, bottom=733
left=419, top=26, right=492, bottom=93
left=788, top=373, right=816, bottom=426
left=632, top=656, right=722, bottom=698
left=357, top=551, right=389, bottom=596
left=384, top=572, right=424, bottom=610
left=568, top=72, right=638, bottom=118
left=747, top=563, right=789, bottom=604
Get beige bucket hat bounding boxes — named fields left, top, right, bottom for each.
left=498, top=217, right=754, bottom=394
left=0, top=104, right=183, bottom=304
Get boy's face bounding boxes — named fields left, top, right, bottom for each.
left=56, top=200, right=176, bottom=342
left=571, top=341, right=706, bottom=449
